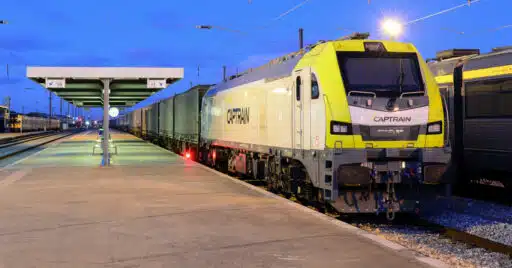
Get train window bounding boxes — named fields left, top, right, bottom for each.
left=296, top=76, right=301, bottom=101
left=465, top=78, right=512, bottom=118
left=311, top=73, right=320, bottom=99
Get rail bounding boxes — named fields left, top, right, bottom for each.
left=0, top=131, right=59, bottom=149
left=0, top=129, right=82, bottom=161
left=0, top=131, right=50, bottom=145
left=412, top=217, right=512, bottom=257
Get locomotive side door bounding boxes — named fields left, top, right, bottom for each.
left=292, top=68, right=312, bottom=153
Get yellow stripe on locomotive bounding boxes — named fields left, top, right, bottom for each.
left=294, top=38, right=446, bottom=150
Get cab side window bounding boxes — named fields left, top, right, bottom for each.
left=296, top=76, right=301, bottom=101
left=311, top=73, right=320, bottom=99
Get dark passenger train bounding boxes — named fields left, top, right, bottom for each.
left=428, top=47, right=512, bottom=191
left=0, top=106, right=8, bottom=133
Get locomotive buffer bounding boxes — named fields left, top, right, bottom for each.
left=26, top=67, right=184, bottom=166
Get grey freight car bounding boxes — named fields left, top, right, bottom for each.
left=173, top=85, right=210, bottom=156
left=123, top=85, right=212, bottom=160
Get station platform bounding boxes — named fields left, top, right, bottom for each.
left=0, top=130, right=446, bottom=268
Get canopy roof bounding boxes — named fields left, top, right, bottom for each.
left=26, top=67, right=184, bottom=107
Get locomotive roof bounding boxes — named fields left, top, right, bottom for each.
left=205, top=53, right=304, bottom=97
left=204, top=32, right=412, bottom=97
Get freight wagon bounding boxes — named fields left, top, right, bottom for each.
left=121, top=85, right=211, bottom=158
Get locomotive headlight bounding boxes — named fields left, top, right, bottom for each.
left=333, top=124, right=347, bottom=133
left=330, top=121, right=352, bottom=135
left=427, top=121, right=442, bottom=134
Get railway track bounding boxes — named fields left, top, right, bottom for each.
left=0, top=131, right=59, bottom=148
left=340, top=213, right=512, bottom=256
left=0, top=130, right=82, bottom=161
left=235, top=175, right=512, bottom=256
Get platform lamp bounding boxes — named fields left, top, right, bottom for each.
left=381, top=18, right=403, bottom=40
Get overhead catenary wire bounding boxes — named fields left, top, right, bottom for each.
left=486, top=24, right=512, bottom=33
left=441, top=23, right=512, bottom=36
left=269, top=0, right=312, bottom=22
left=405, top=0, right=483, bottom=25
left=197, top=0, right=314, bottom=34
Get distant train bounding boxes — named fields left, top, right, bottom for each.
left=0, top=105, right=8, bottom=132
left=6, top=112, right=60, bottom=132
left=428, top=47, right=512, bottom=191
left=115, top=32, right=452, bottom=218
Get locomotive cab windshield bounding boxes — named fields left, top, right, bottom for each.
left=337, top=51, right=425, bottom=98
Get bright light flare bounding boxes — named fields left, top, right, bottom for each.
left=185, top=152, right=191, bottom=159
left=381, top=18, right=403, bottom=38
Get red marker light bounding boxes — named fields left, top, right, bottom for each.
left=186, top=152, right=191, bottom=159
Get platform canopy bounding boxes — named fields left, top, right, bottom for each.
left=26, top=67, right=184, bottom=108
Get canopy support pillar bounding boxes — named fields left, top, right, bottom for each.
left=102, top=79, right=111, bottom=166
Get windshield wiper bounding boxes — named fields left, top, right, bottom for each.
left=397, top=59, right=405, bottom=96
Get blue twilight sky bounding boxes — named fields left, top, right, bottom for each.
left=0, top=0, right=509, bottom=120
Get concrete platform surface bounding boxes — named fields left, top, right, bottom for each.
left=0, top=131, right=443, bottom=268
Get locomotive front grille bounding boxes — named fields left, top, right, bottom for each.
left=365, top=148, right=421, bottom=160
left=359, top=125, right=420, bottom=141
